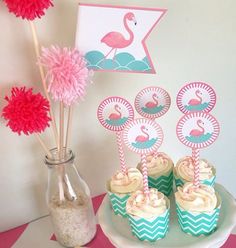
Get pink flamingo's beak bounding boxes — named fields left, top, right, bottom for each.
left=133, top=18, right=137, bottom=25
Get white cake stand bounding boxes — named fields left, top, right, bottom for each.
left=98, top=184, right=236, bottom=248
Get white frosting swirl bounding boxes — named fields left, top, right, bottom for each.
left=175, top=156, right=215, bottom=181
left=108, top=168, right=143, bottom=194
left=126, top=188, right=168, bottom=218
left=175, top=182, right=218, bottom=212
left=137, top=152, right=173, bottom=177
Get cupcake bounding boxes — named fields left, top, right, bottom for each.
left=175, top=182, right=221, bottom=236
left=126, top=188, right=170, bottom=242
left=107, top=167, right=143, bottom=217
left=174, top=156, right=216, bottom=188
left=137, top=152, right=174, bottom=196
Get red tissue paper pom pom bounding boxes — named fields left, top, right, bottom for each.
left=3, top=0, right=53, bottom=20
left=2, top=87, right=51, bottom=135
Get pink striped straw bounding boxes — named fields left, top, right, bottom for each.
left=192, top=148, right=200, bottom=188
left=116, top=132, right=127, bottom=174
left=141, top=153, right=150, bottom=198
left=151, top=118, right=159, bottom=159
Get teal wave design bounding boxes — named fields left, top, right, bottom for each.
left=148, top=172, right=173, bottom=196
left=85, top=51, right=152, bottom=72
left=176, top=204, right=220, bottom=236
left=141, top=105, right=164, bottom=115
left=186, top=133, right=212, bottom=143
left=174, top=176, right=216, bottom=188
left=105, top=117, right=128, bottom=126
left=185, top=102, right=209, bottom=112
left=108, top=192, right=130, bottom=217
left=128, top=210, right=169, bottom=241
left=132, top=138, right=157, bottom=149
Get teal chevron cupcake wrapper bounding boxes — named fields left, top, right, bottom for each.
left=148, top=171, right=173, bottom=196
left=176, top=203, right=221, bottom=236
left=128, top=208, right=170, bottom=242
left=174, top=175, right=216, bottom=188
left=108, top=192, right=130, bottom=217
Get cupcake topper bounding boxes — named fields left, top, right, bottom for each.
left=177, top=82, right=216, bottom=114
left=176, top=112, right=220, bottom=187
left=97, top=96, right=134, bottom=174
left=123, top=118, right=163, bottom=199
left=135, top=86, right=171, bottom=120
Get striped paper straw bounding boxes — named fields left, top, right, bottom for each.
left=116, top=131, right=127, bottom=174
left=192, top=148, right=200, bottom=188
left=141, top=153, right=149, bottom=198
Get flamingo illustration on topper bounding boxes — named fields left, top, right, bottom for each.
left=108, top=104, right=122, bottom=121
left=177, top=82, right=216, bottom=114
left=188, top=90, right=202, bottom=106
left=76, top=4, right=166, bottom=73
left=189, top=119, right=205, bottom=138
left=135, top=86, right=171, bottom=119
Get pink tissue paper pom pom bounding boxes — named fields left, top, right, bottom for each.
left=39, top=46, right=93, bottom=106
left=4, top=0, right=53, bottom=20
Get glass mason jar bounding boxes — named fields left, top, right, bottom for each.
left=45, top=148, right=96, bottom=247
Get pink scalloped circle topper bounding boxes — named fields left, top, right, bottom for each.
left=97, top=96, right=134, bottom=132
left=123, top=118, right=163, bottom=154
left=135, top=86, right=171, bottom=119
left=176, top=82, right=216, bottom=114
left=176, top=112, right=220, bottom=149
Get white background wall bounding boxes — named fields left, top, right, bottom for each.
left=0, top=0, right=235, bottom=231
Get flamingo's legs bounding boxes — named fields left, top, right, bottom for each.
left=112, top=48, right=118, bottom=61
left=104, top=47, right=115, bottom=59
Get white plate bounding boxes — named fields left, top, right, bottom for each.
left=98, top=184, right=236, bottom=248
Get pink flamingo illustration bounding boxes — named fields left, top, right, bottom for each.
left=135, top=125, right=149, bottom=142
left=188, top=90, right=202, bottom=106
left=109, top=104, right=122, bottom=120
left=101, top=12, right=137, bottom=60
left=189, top=119, right=205, bottom=137
left=145, top=93, right=159, bottom=108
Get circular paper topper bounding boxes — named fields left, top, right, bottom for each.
left=97, top=96, right=134, bottom=132
left=177, top=82, right=216, bottom=114
left=123, top=118, right=163, bottom=154
left=135, top=86, right=171, bottom=119
left=176, top=112, right=220, bottom=149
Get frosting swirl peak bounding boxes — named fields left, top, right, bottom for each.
left=175, top=183, right=218, bottom=212
left=126, top=188, right=168, bottom=218
left=109, top=168, right=143, bottom=194
left=175, top=156, right=215, bottom=181
left=137, top=152, right=173, bottom=177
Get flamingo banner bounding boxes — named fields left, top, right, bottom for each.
left=76, top=4, right=166, bottom=73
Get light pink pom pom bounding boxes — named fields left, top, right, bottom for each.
left=39, top=46, right=92, bottom=106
